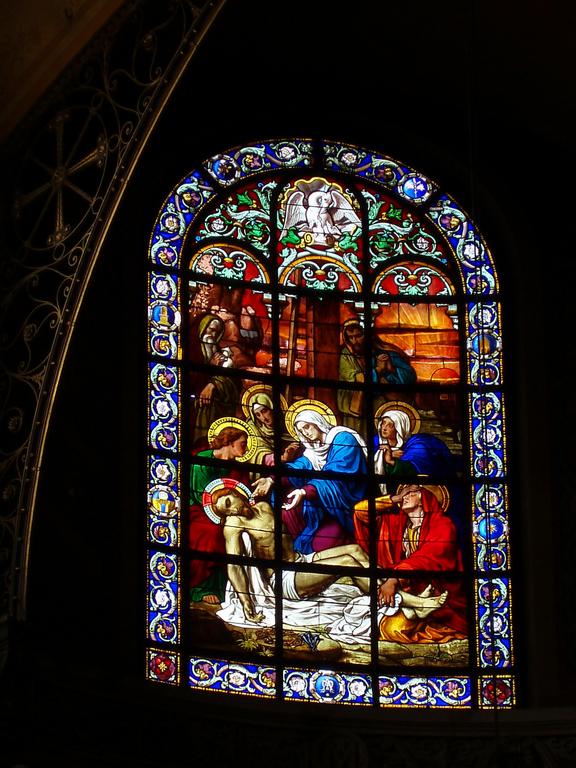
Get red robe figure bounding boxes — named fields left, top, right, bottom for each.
left=354, top=483, right=468, bottom=642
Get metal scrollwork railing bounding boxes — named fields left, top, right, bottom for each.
left=0, top=0, right=227, bottom=619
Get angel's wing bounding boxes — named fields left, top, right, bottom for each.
left=280, top=190, right=307, bottom=238
left=329, top=189, right=362, bottom=232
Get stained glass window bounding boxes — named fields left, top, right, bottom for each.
left=146, top=139, right=515, bottom=709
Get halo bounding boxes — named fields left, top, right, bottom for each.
left=420, top=484, right=450, bottom=512
left=202, top=478, right=252, bottom=523
left=284, top=399, right=337, bottom=440
left=343, top=317, right=363, bottom=328
left=342, top=317, right=363, bottom=337
left=206, top=416, right=258, bottom=463
left=240, top=383, right=288, bottom=420
left=394, top=483, right=450, bottom=513
left=374, top=400, right=421, bottom=435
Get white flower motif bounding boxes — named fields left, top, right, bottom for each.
left=485, top=427, right=498, bottom=445
left=349, top=679, right=367, bottom=697
left=492, top=615, right=504, bottom=633
left=278, top=145, right=296, bottom=160
left=155, top=463, right=170, bottom=481
left=210, top=217, right=226, bottom=232
left=341, top=151, right=358, bottom=166
left=164, top=215, right=179, bottom=232
left=228, top=671, right=246, bottom=687
left=156, top=400, right=170, bottom=417
left=156, top=279, right=170, bottom=296
left=410, top=683, right=428, bottom=701
left=154, top=589, right=170, bottom=608
left=289, top=676, right=306, bottom=692
left=463, top=241, right=480, bottom=259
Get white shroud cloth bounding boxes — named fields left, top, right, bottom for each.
left=216, top=534, right=400, bottom=644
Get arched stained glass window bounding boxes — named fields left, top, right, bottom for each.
left=145, top=139, right=514, bottom=709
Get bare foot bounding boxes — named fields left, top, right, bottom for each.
left=418, top=584, right=433, bottom=598
left=414, top=590, right=448, bottom=619
left=202, top=594, right=221, bottom=605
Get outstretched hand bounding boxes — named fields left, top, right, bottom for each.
left=252, top=476, right=273, bottom=498
left=282, top=487, right=306, bottom=511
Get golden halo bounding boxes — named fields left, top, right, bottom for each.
left=422, top=484, right=450, bottom=512
left=240, top=384, right=288, bottom=420
left=374, top=400, right=421, bottom=435
left=206, top=416, right=258, bottom=463
left=394, top=483, right=450, bottom=513
left=284, top=399, right=337, bottom=440
left=342, top=317, right=363, bottom=332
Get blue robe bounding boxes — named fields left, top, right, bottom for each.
left=377, top=433, right=462, bottom=478
left=286, top=431, right=368, bottom=554
left=374, top=350, right=417, bottom=386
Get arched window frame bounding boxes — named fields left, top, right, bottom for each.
left=145, top=138, right=514, bottom=710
